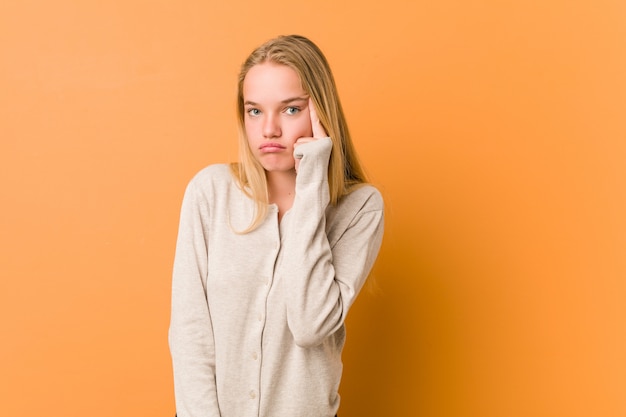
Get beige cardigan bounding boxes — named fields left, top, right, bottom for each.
left=169, top=138, right=384, bottom=417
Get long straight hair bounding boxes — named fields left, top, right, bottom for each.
left=230, top=34, right=368, bottom=232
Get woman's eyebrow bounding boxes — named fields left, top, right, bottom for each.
left=244, top=96, right=308, bottom=106
left=281, top=96, right=308, bottom=104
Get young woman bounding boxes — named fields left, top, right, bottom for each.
left=169, top=34, right=384, bottom=417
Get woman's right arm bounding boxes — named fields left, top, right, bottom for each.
left=169, top=180, right=221, bottom=417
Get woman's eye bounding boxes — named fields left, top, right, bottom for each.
left=247, top=108, right=261, bottom=117
left=285, top=107, right=300, bottom=115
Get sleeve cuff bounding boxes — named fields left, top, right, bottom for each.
left=293, top=137, right=332, bottom=185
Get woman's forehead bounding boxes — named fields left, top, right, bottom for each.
left=243, top=63, right=306, bottom=103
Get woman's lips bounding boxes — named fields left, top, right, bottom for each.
left=259, top=143, right=285, bottom=153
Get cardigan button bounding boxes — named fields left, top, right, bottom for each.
left=249, top=390, right=256, bottom=399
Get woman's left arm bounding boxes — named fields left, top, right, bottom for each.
left=279, top=137, right=384, bottom=348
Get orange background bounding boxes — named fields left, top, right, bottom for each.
left=1, top=1, right=625, bottom=416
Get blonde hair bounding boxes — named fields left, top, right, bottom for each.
left=230, top=34, right=368, bottom=232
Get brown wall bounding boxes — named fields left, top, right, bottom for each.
left=1, top=1, right=625, bottom=416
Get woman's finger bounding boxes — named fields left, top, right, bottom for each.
left=309, top=98, right=327, bottom=138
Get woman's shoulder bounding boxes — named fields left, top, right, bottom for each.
left=184, top=164, right=236, bottom=198
left=188, top=163, right=233, bottom=185
left=325, top=184, right=384, bottom=242
left=341, top=183, right=384, bottom=212
left=326, top=184, right=383, bottom=229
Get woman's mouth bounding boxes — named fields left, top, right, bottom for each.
left=259, top=143, right=285, bottom=153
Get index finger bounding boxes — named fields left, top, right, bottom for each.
left=309, top=98, right=328, bottom=138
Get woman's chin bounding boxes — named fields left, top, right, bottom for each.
left=258, top=159, right=296, bottom=174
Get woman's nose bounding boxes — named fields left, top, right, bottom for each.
left=262, top=114, right=281, bottom=138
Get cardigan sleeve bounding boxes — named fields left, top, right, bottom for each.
left=169, top=180, right=221, bottom=417
left=280, top=138, right=384, bottom=348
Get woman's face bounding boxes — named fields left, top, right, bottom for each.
left=243, top=62, right=313, bottom=173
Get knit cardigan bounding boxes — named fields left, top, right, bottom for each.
left=169, top=138, right=384, bottom=417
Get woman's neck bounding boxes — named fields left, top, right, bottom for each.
left=266, top=170, right=296, bottom=221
